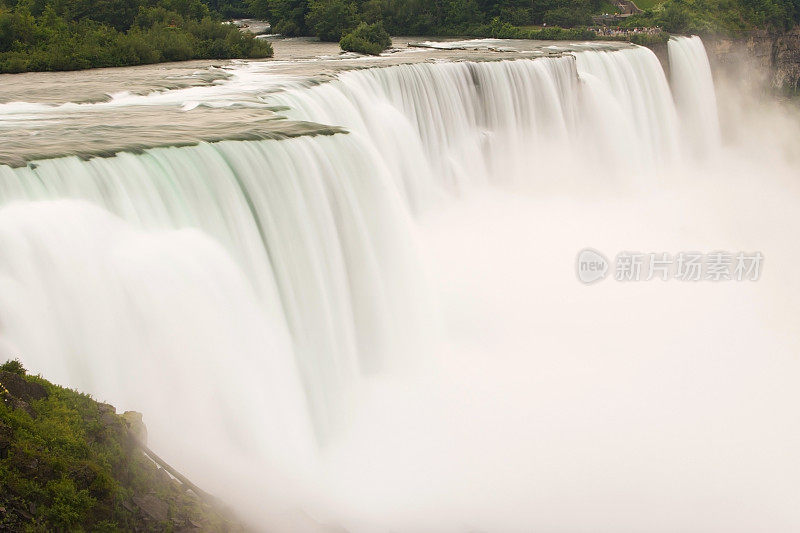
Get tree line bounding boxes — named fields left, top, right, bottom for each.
left=250, top=0, right=618, bottom=39
left=0, top=0, right=272, bottom=73
left=1, top=0, right=799, bottom=72
left=252, top=0, right=800, bottom=41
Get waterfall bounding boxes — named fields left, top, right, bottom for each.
left=0, top=37, right=755, bottom=529
left=0, top=199, right=314, bottom=461
left=0, top=135, right=429, bottom=441
left=0, top=41, right=720, bottom=440
left=668, top=35, right=722, bottom=153
left=271, top=46, right=685, bottom=197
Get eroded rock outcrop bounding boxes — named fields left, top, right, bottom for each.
left=706, top=27, right=800, bottom=92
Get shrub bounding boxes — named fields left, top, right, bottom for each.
left=339, top=21, right=391, bottom=55
left=0, top=54, right=28, bottom=72
left=470, top=18, right=596, bottom=40
left=0, top=359, right=26, bottom=375
left=46, top=478, right=96, bottom=528
left=274, top=19, right=302, bottom=36
left=629, top=31, right=669, bottom=45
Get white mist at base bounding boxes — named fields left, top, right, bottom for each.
left=307, top=161, right=800, bottom=532
left=2, top=37, right=800, bottom=531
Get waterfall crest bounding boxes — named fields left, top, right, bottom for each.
left=272, top=45, right=692, bottom=201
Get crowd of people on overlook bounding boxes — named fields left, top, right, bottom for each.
left=590, top=26, right=664, bottom=37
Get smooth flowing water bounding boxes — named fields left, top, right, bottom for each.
left=0, top=36, right=798, bottom=531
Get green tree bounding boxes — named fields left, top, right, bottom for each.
left=0, top=5, right=35, bottom=52
left=307, top=0, right=358, bottom=41
left=443, top=0, right=481, bottom=27
left=269, top=0, right=309, bottom=35
left=246, top=0, right=270, bottom=18
left=543, top=6, right=590, bottom=26
left=340, top=19, right=390, bottom=54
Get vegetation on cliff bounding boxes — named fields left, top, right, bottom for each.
left=621, top=0, right=800, bottom=34
left=0, top=359, right=239, bottom=532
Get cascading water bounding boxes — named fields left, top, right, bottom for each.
left=1, top=36, right=798, bottom=531
left=668, top=35, right=722, bottom=153
left=0, top=44, right=710, bottom=437
left=0, top=134, right=429, bottom=441
left=271, top=46, right=689, bottom=195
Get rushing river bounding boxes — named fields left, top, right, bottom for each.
left=1, top=36, right=799, bottom=531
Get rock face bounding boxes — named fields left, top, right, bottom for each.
left=772, top=28, right=800, bottom=90
left=705, top=27, right=800, bottom=93
left=123, top=410, right=149, bottom=445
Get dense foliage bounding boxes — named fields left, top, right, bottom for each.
left=340, top=21, right=391, bottom=53
left=260, top=0, right=614, bottom=39
left=0, top=360, right=237, bottom=531
left=0, top=0, right=272, bottom=73
left=259, top=0, right=799, bottom=50
left=1, top=0, right=798, bottom=71
left=622, top=0, right=800, bottom=33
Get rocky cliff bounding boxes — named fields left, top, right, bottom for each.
left=705, top=27, right=800, bottom=93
